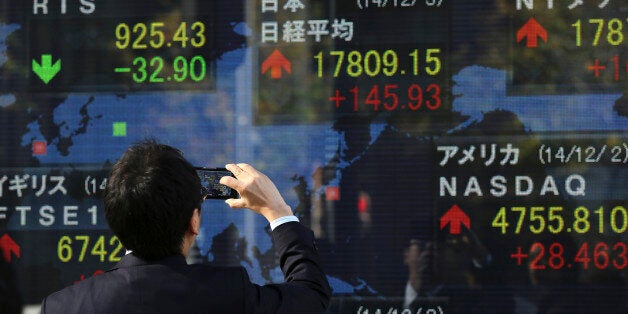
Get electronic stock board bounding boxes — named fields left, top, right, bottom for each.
left=0, top=1, right=626, bottom=313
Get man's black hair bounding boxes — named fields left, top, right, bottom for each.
left=103, top=140, right=201, bottom=260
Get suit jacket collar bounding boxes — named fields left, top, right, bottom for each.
left=109, top=253, right=188, bottom=271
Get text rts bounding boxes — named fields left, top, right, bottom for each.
left=33, top=0, right=96, bottom=15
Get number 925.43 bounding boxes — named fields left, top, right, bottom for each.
left=115, top=21, right=206, bottom=49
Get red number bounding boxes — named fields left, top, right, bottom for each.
left=613, top=242, right=627, bottom=270
left=383, top=84, right=399, bottom=111
left=425, top=83, right=442, bottom=110
left=610, top=55, right=619, bottom=81
left=574, top=242, right=591, bottom=269
left=529, top=242, right=546, bottom=270
left=73, top=269, right=105, bottom=285
left=349, top=86, right=359, bottom=111
left=594, top=242, right=610, bottom=269
left=407, top=84, right=423, bottom=110
left=365, top=85, right=381, bottom=111
left=548, top=243, right=565, bottom=269
left=93, top=270, right=105, bottom=276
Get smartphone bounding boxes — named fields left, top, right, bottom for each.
left=195, top=167, right=239, bottom=200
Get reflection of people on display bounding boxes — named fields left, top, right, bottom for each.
left=40, top=140, right=331, bottom=313
left=402, top=225, right=500, bottom=314
left=310, top=166, right=326, bottom=239
left=403, top=239, right=436, bottom=309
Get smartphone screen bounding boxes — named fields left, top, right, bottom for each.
left=195, top=167, right=239, bottom=200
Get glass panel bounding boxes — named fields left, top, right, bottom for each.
left=0, top=1, right=626, bottom=313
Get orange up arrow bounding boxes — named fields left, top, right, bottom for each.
left=517, top=17, right=547, bottom=48
left=439, top=204, right=471, bottom=235
left=0, top=234, right=20, bottom=262
left=261, top=49, right=291, bottom=79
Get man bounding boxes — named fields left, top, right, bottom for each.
left=402, top=225, right=504, bottom=314
left=403, top=238, right=436, bottom=309
left=41, top=140, right=331, bottom=313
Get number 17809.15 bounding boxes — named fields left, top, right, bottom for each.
left=314, top=48, right=442, bottom=78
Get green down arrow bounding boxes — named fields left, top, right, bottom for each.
left=32, top=54, right=61, bottom=84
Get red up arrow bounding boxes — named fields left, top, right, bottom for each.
left=261, top=49, right=291, bottom=79
left=0, top=234, right=20, bottom=262
left=516, top=17, right=547, bottom=48
left=439, top=204, right=470, bottom=235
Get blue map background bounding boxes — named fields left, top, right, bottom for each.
left=1, top=7, right=627, bottom=302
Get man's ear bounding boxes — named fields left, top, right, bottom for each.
left=189, top=208, right=201, bottom=235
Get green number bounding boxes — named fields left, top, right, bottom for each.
left=382, top=50, right=398, bottom=76
left=91, top=235, right=107, bottom=262
left=425, top=48, right=441, bottom=76
left=589, top=19, right=604, bottom=46
left=573, top=206, right=590, bottom=233
left=547, top=206, right=564, bottom=233
left=189, top=56, right=206, bottom=82
left=529, top=207, right=546, bottom=234
left=173, top=56, right=188, bottom=82
left=594, top=207, right=604, bottom=233
left=512, top=207, right=526, bottom=234
left=191, top=22, right=206, bottom=48
left=132, top=23, right=148, bottom=49
left=314, top=52, right=323, bottom=78
left=149, top=57, right=165, bottom=83
left=363, top=50, right=381, bottom=77
left=572, top=20, right=582, bottom=47
left=409, top=49, right=419, bottom=75
left=611, top=206, right=627, bottom=233
left=149, top=22, right=165, bottom=48
left=607, top=18, right=623, bottom=46
left=132, top=57, right=148, bottom=83
left=109, top=236, right=123, bottom=262
left=75, top=235, right=90, bottom=262
left=346, top=51, right=363, bottom=77
left=115, top=23, right=130, bottom=49
left=330, top=51, right=345, bottom=77
left=173, top=22, right=189, bottom=48
left=58, top=236, right=72, bottom=262
left=491, top=207, right=509, bottom=234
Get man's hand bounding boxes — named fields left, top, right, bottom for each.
left=219, top=163, right=293, bottom=223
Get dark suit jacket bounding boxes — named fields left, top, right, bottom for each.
left=41, top=222, right=331, bottom=314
